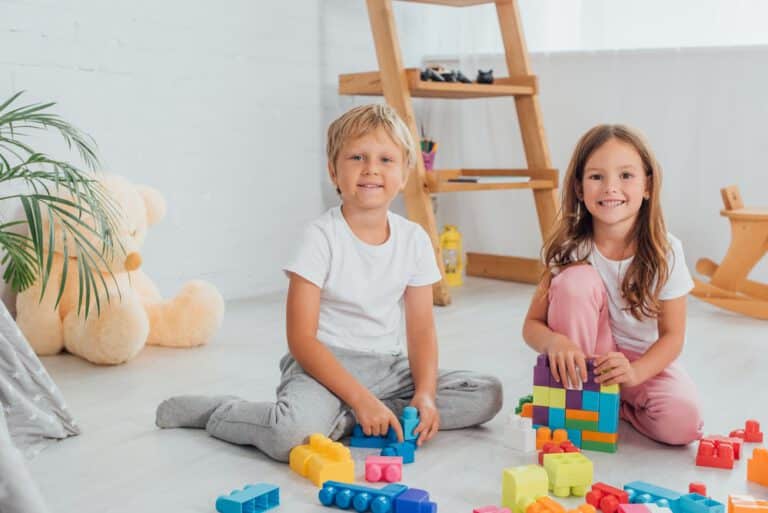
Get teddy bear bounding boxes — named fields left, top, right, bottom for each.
left=15, top=175, right=225, bottom=365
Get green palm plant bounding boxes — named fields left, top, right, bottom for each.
left=0, top=91, right=121, bottom=316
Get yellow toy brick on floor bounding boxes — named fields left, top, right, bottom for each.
left=289, top=433, right=354, bottom=487
left=501, top=465, right=548, bottom=513
left=542, top=452, right=593, bottom=497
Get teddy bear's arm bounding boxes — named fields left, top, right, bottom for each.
left=16, top=280, right=65, bottom=355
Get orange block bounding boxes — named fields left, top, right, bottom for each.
left=527, top=496, right=566, bottom=513
left=536, top=426, right=569, bottom=450
left=521, top=403, right=534, bottom=418
left=566, top=409, right=599, bottom=422
left=582, top=430, right=619, bottom=444
left=569, top=505, right=597, bottom=513
left=729, top=495, right=768, bottom=513
left=747, top=447, right=768, bottom=486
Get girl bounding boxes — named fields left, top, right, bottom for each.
left=522, top=124, right=703, bottom=445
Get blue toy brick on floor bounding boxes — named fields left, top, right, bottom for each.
left=678, top=493, right=724, bottom=513
left=381, top=441, right=416, bottom=464
left=393, top=488, right=437, bottom=513
left=318, top=481, right=408, bottom=513
left=624, top=481, right=682, bottom=513
left=216, top=483, right=279, bottom=513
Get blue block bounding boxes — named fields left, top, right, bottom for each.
left=216, top=483, right=279, bottom=513
left=351, top=424, right=390, bottom=449
left=624, top=481, right=682, bottom=513
left=381, top=441, right=416, bottom=464
left=679, top=494, right=725, bottom=513
left=582, top=390, right=600, bottom=411
left=401, top=407, right=420, bottom=442
left=598, top=392, right=619, bottom=433
left=319, top=481, right=408, bottom=513
left=566, top=428, right=582, bottom=448
left=393, top=488, right=437, bottom=513
left=549, top=407, right=566, bottom=429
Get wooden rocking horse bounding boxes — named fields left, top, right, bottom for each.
left=692, top=185, right=768, bottom=319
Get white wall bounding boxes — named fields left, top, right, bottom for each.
left=1, top=1, right=325, bottom=302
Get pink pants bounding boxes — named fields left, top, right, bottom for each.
left=547, top=265, right=703, bottom=445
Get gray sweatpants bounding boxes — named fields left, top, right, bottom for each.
left=205, top=345, right=503, bottom=462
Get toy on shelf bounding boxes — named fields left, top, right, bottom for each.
left=439, top=225, right=463, bottom=287
left=532, top=355, right=619, bottom=453
left=289, top=433, right=354, bottom=487
left=476, top=69, right=494, bottom=84
left=586, top=482, right=629, bottom=513
left=318, top=481, right=436, bottom=513
left=747, top=447, right=768, bottom=486
left=215, top=483, right=279, bottom=513
left=542, top=452, right=593, bottom=498
left=505, top=413, right=536, bottom=452
left=691, top=185, right=768, bottom=320
left=696, top=437, right=735, bottom=469
left=365, top=455, right=402, bottom=483
left=728, top=495, right=768, bottom=513
left=730, top=420, right=763, bottom=443
left=501, top=465, right=548, bottom=513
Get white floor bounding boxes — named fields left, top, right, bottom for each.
left=28, top=277, right=768, bottom=512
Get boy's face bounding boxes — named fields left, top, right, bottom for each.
left=328, top=127, right=408, bottom=213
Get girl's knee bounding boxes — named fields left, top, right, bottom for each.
left=550, top=264, right=604, bottom=301
left=651, top=396, right=703, bottom=445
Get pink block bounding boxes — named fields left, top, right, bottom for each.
left=619, top=505, right=651, bottom=513
left=473, top=507, right=512, bottom=513
left=365, top=455, right=403, bottom=483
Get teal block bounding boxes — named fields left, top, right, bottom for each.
left=582, top=391, right=600, bottom=411
left=549, top=407, right=565, bottom=429
left=598, top=392, right=619, bottom=433
left=566, top=428, right=582, bottom=448
left=400, top=406, right=419, bottom=442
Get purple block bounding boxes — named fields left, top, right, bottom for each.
left=394, top=488, right=437, bottom=513
left=583, top=359, right=600, bottom=391
left=532, top=405, right=549, bottom=426
left=566, top=389, right=582, bottom=409
left=533, top=364, right=550, bottom=386
left=537, top=354, right=549, bottom=367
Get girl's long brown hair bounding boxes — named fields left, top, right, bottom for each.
left=543, top=124, right=670, bottom=320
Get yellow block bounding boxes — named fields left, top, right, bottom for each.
left=289, top=433, right=354, bottom=487
left=565, top=409, right=599, bottom=422
left=549, top=388, right=565, bottom=409
left=501, top=465, right=549, bottom=513
left=533, top=386, right=550, bottom=406
left=582, top=430, right=619, bottom=443
left=600, top=384, right=620, bottom=394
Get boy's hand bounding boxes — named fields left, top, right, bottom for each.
left=595, top=352, right=639, bottom=387
left=546, top=334, right=587, bottom=389
left=351, top=391, right=404, bottom=442
left=410, top=394, right=440, bottom=446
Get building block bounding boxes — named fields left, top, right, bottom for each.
left=216, top=483, right=280, bottom=513
left=400, top=407, right=419, bottom=442
left=475, top=507, right=512, bottom=513
left=678, top=494, right=725, bottom=513
left=566, top=410, right=600, bottom=422
left=365, top=455, right=402, bottom=483
left=582, top=391, right=600, bottom=412
left=533, top=406, right=549, bottom=426
left=688, top=484, right=705, bottom=496
left=597, top=393, right=619, bottom=433
left=536, top=427, right=569, bottom=450
left=646, top=506, right=674, bottom=513
left=535, top=358, right=551, bottom=386
left=501, top=465, right=549, bottom=513
left=730, top=420, right=763, bottom=443
left=582, top=431, right=618, bottom=444
left=747, top=447, right=768, bottom=486
left=381, top=441, right=416, bottom=464
left=351, top=424, right=392, bottom=449
left=620, top=506, right=653, bottom=513
left=696, top=438, right=735, bottom=469
left=623, top=481, right=681, bottom=513
left=521, top=403, right=534, bottom=418
left=543, top=452, right=594, bottom=497
left=566, top=390, right=583, bottom=409
left=728, top=495, right=768, bottom=513
left=533, top=386, right=550, bottom=406
left=526, top=496, right=566, bottom=513
left=289, top=433, right=355, bottom=487
left=565, top=419, right=600, bottom=432
left=569, top=505, right=597, bottom=513
left=580, top=440, right=617, bottom=453
left=516, top=394, right=534, bottom=415
left=550, top=408, right=566, bottom=429
left=550, top=389, right=566, bottom=409
left=587, top=482, right=629, bottom=513
left=583, top=360, right=600, bottom=392
left=505, top=413, right=536, bottom=452
left=705, top=435, right=742, bottom=459
left=393, top=488, right=437, bottom=513
left=318, top=481, right=407, bottom=513
left=567, top=429, right=583, bottom=448
left=600, top=384, right=620, bottom=394
left=538, top=440, right=579, bottom=465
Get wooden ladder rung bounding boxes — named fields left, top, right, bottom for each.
left=396, top=0, right=494, bottom=6
left=466, top=253, right=544, bottom=284
left=424, top=168, right=558, bottom=193
left=339, top=69, right=537, bottom=99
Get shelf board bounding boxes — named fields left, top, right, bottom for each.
left=396, top=0, right=495, bottom=6
left=339, top=69, right=536, bottom=99
left=424, top=169, right=556, bottom=193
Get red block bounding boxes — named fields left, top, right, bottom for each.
left=586, top=482, right=629, bottom=513
left=696, top=438, right=735, bottom=469
left=730, top=420, right=764, bottom=444
left=538, top=440, right=579, bottom=465
left=689, top=482, right=706, bottom=495
left=707, top=434, right=742, bottom=460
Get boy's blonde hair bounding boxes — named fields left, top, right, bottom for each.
left=326, top=104, right=417, bottom=184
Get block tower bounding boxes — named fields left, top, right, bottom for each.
left=532, top=355, right=619, bottom=452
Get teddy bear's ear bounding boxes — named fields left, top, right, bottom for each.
left=136, top=185, right=166, bottom=225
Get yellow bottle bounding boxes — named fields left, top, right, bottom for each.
left=439, top=225, right=463, bottom=287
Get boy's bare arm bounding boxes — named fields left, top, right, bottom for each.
left=404, top=284, right=439, bottom=444
left=286, top=273, right=403, bottom=440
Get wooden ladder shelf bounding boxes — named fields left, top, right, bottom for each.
left=341, top=0, right=559, bottom=305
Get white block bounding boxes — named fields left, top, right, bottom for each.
left=504, top=413, right=536, bottom=452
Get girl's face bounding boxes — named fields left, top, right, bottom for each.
left=580, top=138, right=649, bottom=235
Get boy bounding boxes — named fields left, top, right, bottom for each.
left=156, top=104, right=502, bottom=462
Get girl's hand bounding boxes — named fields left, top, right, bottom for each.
left=351, top=391, right=404, bottom=441
left=410, top=394, right=440, bottom=446
left=595, top=352, right=640, bottom=387
left=546, top=335, right=588, bottom=389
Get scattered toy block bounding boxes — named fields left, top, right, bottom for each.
left=521, top=403, right=534, bottom=418
left=728, top=495, right=768, bottom=513
left=538, top=440, right=579, bottom=465
left=705, top=435, right=742, bottom=459
left=289, top=433, right=354, bottom=487
left=688, top=483, right=706, bottom=496
left=536, top=427, right=569, bottom=450
left=543, top=452, right=593, bottom=497
left=730, top=420, right=763, bottom=443
left=318, top=481, right=407, bottom=513
left=623, top=481, right=681, bottom=513
left=569, top=505, right=597, bottom=513
left=501, top=465, right=549, bottom=513
left=394, top=487, right=437, bottom=513
left=381, top=440, right=416, bottom=464
left=350, top=424, right=392, bottom=449
left=215, top=483, right=280, bottom=513
left=516, top=394, right=534, bottom=415
left=475, top=507, right=512, bottom=513
left=620, top=506, right=652, bottom=513
left=678, top=493, right=724, bottom=513
left=505, top=413, right=536, bottom=452
left=526, top=496, right=566, bottom=513
left=586, top=482, right=629, bottom=513
left=747, top=447, right=768, bottom=486
left=365, top=455, right=402, bottom=483
left=696, top=438, right=735, bottom=469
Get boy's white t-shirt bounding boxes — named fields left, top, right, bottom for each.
left=283, top=206, right=441, bottom=355
left=585, top=233, right=694, bottom=354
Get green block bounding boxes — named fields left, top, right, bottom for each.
left=581, top=440, right=618, bottom=453
left=565, top=419, right=599, bottom=431
left=515, top=394, right=533, bottom=414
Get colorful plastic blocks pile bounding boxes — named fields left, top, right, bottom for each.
left=532, top=355, right=619, bottom=452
